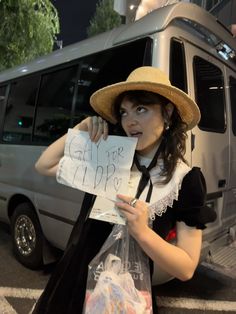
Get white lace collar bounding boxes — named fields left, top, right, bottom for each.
left=148, top=160, right=191, bottom=220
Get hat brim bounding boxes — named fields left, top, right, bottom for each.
left=90, top=81, right=200, bottom=130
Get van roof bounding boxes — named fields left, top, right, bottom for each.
left=0, top=2, right=235, bottom=82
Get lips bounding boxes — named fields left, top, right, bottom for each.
left=130, top=131, right=142, bottom=137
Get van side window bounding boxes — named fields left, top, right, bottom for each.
left=33, top=66, right=78, bottom=143
left=1, top=38, right=151, bottom=145
left=193, top=56, right=225, bottom=133
left=229, top=76, right=236, bottom=136
left=169, top=39, right=187, bottom=92
left=3, top=76, right=39, bottom=143
left=0, top=86, right=7, bottom=125
left=72, top=38, right=152, bottom=127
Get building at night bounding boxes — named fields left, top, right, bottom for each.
left=125, top=0, right=236, bottom=32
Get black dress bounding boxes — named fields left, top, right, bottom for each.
left=32, top=167, right=216, bottom=314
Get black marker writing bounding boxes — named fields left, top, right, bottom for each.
left=104, top=164, right=116, bottom=191
left=106, top=146, right=124, bottom=165
left=94, top=166, right=103, bottom=189
left=65, top=132, right=131, bottom=194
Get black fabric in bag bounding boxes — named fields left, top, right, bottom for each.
left=32, top=193, right=113, bottom=314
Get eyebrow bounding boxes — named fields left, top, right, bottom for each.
left=120, top=103, right=141, bottom=110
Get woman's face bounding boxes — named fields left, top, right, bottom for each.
left=120, top=96, right=165, bottom=157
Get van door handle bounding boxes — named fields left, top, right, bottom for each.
left=218, top=179, right=226, bottom=188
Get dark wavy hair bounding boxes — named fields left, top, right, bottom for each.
left=113, top=90, right=188, bottom=184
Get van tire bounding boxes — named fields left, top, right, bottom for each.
left=10, top=202, right=43, bottom=269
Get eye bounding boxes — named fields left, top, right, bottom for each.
left=119, top=108, right=127, bottom=117
left=136, top=106, right=147, bottom=114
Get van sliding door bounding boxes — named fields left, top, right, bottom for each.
left=185, top=44, right=229, bottom=237
left=223, top=69, right=236, bottom=228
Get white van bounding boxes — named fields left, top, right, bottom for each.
left=0, top=2, right=235, bottom=280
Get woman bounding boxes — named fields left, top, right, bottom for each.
left=33, top=66, right=216, bottom=313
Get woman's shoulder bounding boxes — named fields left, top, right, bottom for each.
left=183, top=165, right=205, bottom=180
left=179, top=166, right=207, bottom=203
left=174, top=166, right=217, bottom=228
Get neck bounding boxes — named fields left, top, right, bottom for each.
left=137, top=140, right=162, bottom=160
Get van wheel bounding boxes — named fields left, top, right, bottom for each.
left=10, top=202, right=43, bottom=269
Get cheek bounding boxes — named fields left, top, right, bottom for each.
left=158, top=118, right=165, bottom=130
left=121, top=119, right=128, bottom=134
left=121, top=119, right=125, bottom=129
left=150, top=116, right=165, bottom=133
left=150, top=127, right=163, bottom=140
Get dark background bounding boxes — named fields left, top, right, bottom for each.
left=51, top=0, right=99, bottom=46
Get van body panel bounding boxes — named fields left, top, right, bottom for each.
left=152, top=22, right=236, bottom=244
left=0, top=144, right=84, bottom=248
left=223, top=67, right=236, bottom=229
left=113, top=2, right=235, bottom=49
left=185, top=45, right=230, bottom=239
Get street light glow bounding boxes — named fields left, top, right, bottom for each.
left=135, top=0, right=180, bottom=20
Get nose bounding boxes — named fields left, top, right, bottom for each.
left=126, top=112, right=138, bottom=126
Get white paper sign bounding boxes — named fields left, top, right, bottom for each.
left=89, top=196, right=126, bottom=225
left=56, top=129, right=137, bottom=201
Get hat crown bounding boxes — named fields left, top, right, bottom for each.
left=127, top=66, right=171, bottom=86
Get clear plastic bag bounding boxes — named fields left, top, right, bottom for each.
left=83, top=224, right=153, bottom=313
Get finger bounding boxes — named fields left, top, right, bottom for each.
left=88, top=116, right=94, bottom=139
left=93, top=117, right=105, bottom=142
left=103, top=120, right=109, bottom=140
left=93, top=116, right=100, bottom=140
left=119, top=209, right=135, bottom=221
left=115, top=201, right=136, bottom=214
left=89, top=116, right=99, bottom=140
left=116, top=194, right=133, bottom=204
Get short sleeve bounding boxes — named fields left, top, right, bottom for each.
left=173, top=167, right=217, bottom=229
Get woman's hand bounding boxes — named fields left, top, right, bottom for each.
left=116, top=195, right=202, bottom=281
left=115, top=194, right=149, bottom=238
left=74, top=116, right=108, bottom=142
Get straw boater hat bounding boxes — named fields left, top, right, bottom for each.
left=90, top=66, right=200, bottom=130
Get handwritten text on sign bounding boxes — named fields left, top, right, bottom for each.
left=56, top=129, right=137, bottom=200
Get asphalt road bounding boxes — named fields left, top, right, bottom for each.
left=0, top=223, right=50, bottom=314
left=0, top=222, right=236, bottom=314
left=154, top=263, right=236, bottom=313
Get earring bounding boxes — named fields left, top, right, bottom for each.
left=164, top=120, right=170, bottom=130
